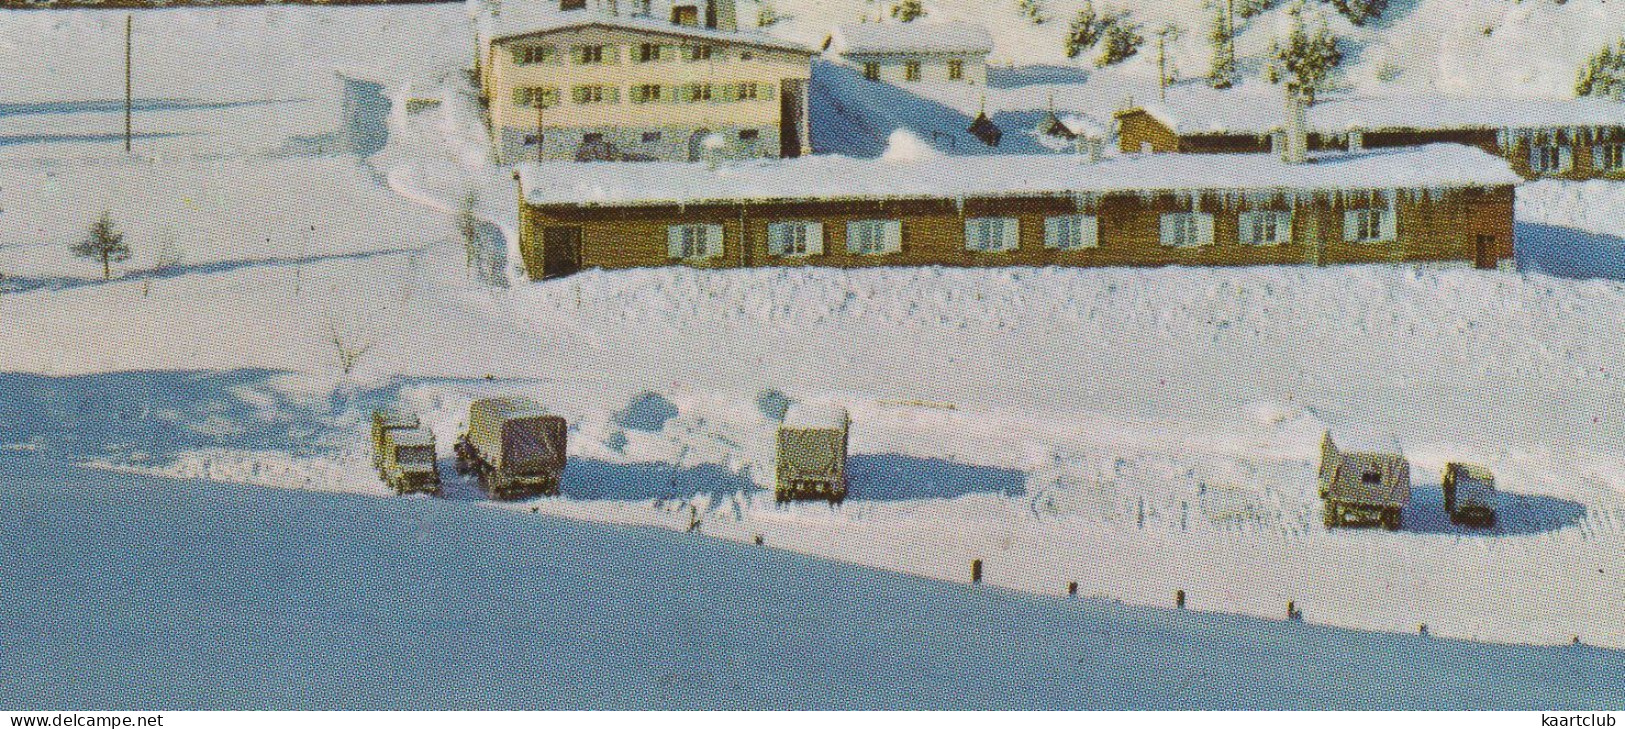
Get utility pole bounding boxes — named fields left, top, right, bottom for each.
left=535, top=92, right=547, bottom=164
left=124, top=14, right=132, bottom=153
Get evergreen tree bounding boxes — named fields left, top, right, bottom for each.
left=1577, top=39, right=1625, bottom=100
left=72, top=211, right=131, bottom=281
left=890, top=0, right=925, bottom=22
left=1266, top=2, right=1342, bottom=104
left=757, top=0, right=781, bottom=27
left=1208, top=0, right=1238, bottom=89
left=1017, top=0, right=1047, bottom=25
left=1328, top=0, right=1387, bottom=27
left=1065, top=1, right=1103, bottom=59
left=1095, top=10, right=1144, bottom=68
left=1234, top=0, right=1276, bottom=19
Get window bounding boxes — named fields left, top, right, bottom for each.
left=1044, top=214, right=1099, bottom=250
left=1594, top=143, right=1625, bottom=171
left=672, top=4, right=699, bottom=26
left=1529, top=144, right=1573, bottom=174
left=523, top=133, right=541, bottom=146
left=680, top=84, right=713, bottom=103
left=571, top=85, right=619, bottom=105
left=904, top=61, right=921, bottom=82
left=685, top=45, right=716, bottom=62
left=965, top=217, right=1019, bottom=252
left=863, top=62, right=880, bottom=81
left=1343, top=207, right=1396, bottom=244
left=1238, top=211, right=1292, bottom=246
left=739, top=129, right=760, bottom=141
left=560, top=0, right=586, bottom=9
left=629, top=0, right=652, bottom=16
left=667, top=224, right=723, bottom=260
left=737, top=83, right=760, bottom=101
left=741, top=51, right=755, bottom=61
left=637, top=43, right=670, bottom=63
left=767, top=221, right=824, bottom=257
left=513, top=86, right=560, bottom=108
left=948, top=59, right=964, bottom=81
left=513, top=45, right=558, bottom=65
left=582, top=132, right=605, bottom=144
left=847, top=220, right=902, bottom=255
left=632, top=84, right=664, bottom=104
left=642, top=131, right=662, bottom=143
left=1160, top=213, right=1214, bottom=248
left=573, top=45, right=615, bottom=65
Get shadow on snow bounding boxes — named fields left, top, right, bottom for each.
left=1402, top=484, right=1587, bottom=536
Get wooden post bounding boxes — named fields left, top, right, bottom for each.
left=1067, top=581, right=1078, bottom=597
left=753, top=534, right=764, bottom=546
left=1176, top=589, right=1186, bottom=609
left=1287, top=600, right=1298, bottom=621
left=970, top=559, right=982, bottom=584
left=124, top=14, right=132, bottom=153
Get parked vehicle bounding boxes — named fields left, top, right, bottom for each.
left=775, top=404, right=850, bottom=505
left=454, top=397, right=567, bottom=500
left=1319, top=432, right=1410, bottom=531
left=1443, top=462, right=1498, bottom=527
left=371, top=409, right=441, bottom=495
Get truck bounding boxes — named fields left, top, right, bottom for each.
left=775, top=404, right=850, bottom=505
left=454, top=397, right=567, bottom=500
left=371, top=409, right=441, bottom=496
left=1319, top=432, right=1410, bottom=531
left=1443, top=462, right=1498, bottom=528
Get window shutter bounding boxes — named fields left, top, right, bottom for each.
left=513, top=88, right=530, bottom=106
left=1343, top=210, right=1361, bottom=242
left=766, top=224, right=785, bottom=256
left=706, top=225, right=724, bottom=258
left=667, top=226, right=685, bottom=259
left=512, top=47, right=528, bottom=65
left=1001, top=218, right=1019, bottom=251
left=1595, top=145, right=1607, bottom=171
left=1560, top=146, right=1574, bottom=172
left=846, top=222, right=863, bottom=254
left=1380, top=206, right=1398, bottom=242
left=1238, top=212, right=1256, bottom=245
left=807, top=222, right=825, bottom=255
left=964, top=219, right=980, bottom=251
left=763, top=84, right=776, bottom=101
left=1159, top=214, right=1177, bottom=247
left=1196, top=213, right=1214, bottom=247
left=605, top=46, right=620, bottom=65
left=1044, top=216, right=1064, bottom=249
left=1528, top=146, right=1543, bottom=171
left=883, top=220, right=902, bottom=253
left=1080, top=215, right=1099, bottom=248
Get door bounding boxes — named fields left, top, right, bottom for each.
left=1474, top=234, right=1498, bottom=270
left=542, top=226, right=582, bottom=279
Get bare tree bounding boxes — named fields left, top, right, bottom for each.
left=328, top=321, right=374, bottom=376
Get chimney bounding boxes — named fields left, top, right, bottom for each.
left=1281, top=89, right=1308, bottom=164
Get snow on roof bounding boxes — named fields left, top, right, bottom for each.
left=519, top=144, right=1521, bottom=207
left=389, top=429, right=437, bottom=447
left=1132, top=91, right=1625, bottom=136
left=825, top=22, right=994, bottom=56
left=477, top=2, right=810, bottom=54
left=783, top=403, right=849, bottom=430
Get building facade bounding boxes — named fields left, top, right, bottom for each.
left=515, top=146, right=1519, bottom=279
left=823, top=22, right=993, bottom=87
left=1115, top=93, right=1625, bottom=181
left=477, top=0, right=814, bottom=164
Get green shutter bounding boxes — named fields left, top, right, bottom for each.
left=667, top=226, right=685, bottom=259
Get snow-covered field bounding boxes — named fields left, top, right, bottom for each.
left=6, top=2, right=1625, bottom=663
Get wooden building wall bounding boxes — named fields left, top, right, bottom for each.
left=521, top=184, right=1516, bottom=279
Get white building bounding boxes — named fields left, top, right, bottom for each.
left=823, top=22, right=993, bottom=87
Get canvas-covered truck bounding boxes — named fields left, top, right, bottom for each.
left=371, top=409, right=420, bottom=470
left=775, top=404, right=850, bottom=505
left=1444, top=462, right=1498, bottom=527
left=454, top=397, right=567, bottom=500
left=371, top=409, right=441, bottom=495
left=1319, top=432, right=1410, bottom=531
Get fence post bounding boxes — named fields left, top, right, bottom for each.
left=1067, top=581, right=1078, bottom=597
left=1176, top=589, right=1186, bottom=609
left=971, top=559, right=983, bottom=585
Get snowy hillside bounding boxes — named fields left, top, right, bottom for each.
left=6, top=2, right=1625, bottom=660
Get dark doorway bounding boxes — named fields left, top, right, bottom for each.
left=780, top=79, right=804, bottom=158
left=1475, top=234, right=1498, bottom=270
left=542, top=226, right=583, bottom=279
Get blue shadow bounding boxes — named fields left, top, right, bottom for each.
left=1515, top=222, right=1625, bottom=281
left=1403, top=485, right=1587, bottom=536
left=847, top=454, right=1027, bottom=501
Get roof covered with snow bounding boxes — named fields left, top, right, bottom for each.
left=476, top=1, right=811, bottom=54
left=1130, top=91, right=1625, bottom=136
left=825, top=22, right=994, bottom=56
left=783, top=403, right=850, bottom=430
left=519, top=144, right=1521, bottom=207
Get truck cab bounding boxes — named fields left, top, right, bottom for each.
left=775, top=404, right=850, bottom=505
left=1444, top=462, right=1498, bottom=528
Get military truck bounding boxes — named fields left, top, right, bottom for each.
left=1319, top=432, right=1410, bottom=531
left=371, top=409, right=420, bottom=469
left=371, top=409, right=441, bottom=495
left=775, top=404, right=850, bottom=505
left=454, top=397, right=567, bottom=500
left=1443, top=462, right=1498, bottom=528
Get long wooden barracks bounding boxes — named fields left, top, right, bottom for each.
left=515, top=144, right=1521, bottom=279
